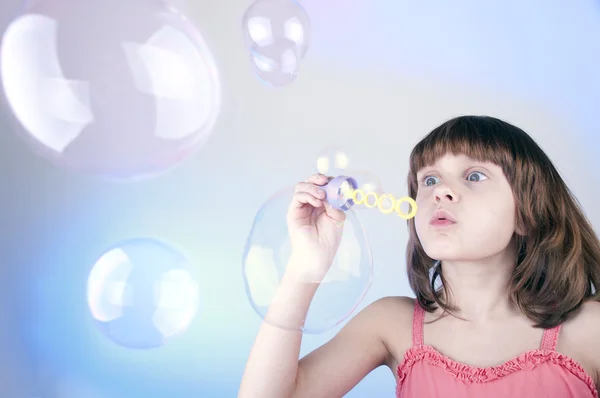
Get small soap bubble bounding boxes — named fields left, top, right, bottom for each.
left=344, top=169, right=384, bottom=212
left=242, top=0, right=310, bottom=59
left=352, top=169, right=383, bottom=195
left=249, top=39, right=300, bottom=87
left=0, top=0, right=221, bottom=180
left=242, top=186, right=373, bottom=333
left=87, top=238, right=199, bottom=349
left=314, top=145, right=350, bottom=175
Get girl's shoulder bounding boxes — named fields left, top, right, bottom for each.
left=559, top=299, right=600, bottom=386
left=560, top=299, right=600, bottom=344
left=355, top=296, right=416, bottom=344
left=356, top=296, right=416, bottom=336
left=366, top=296, right=416, bottom=366
left=370, top=296, right=416, bottom=325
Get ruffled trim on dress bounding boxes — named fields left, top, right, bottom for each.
left=396, top=345, right=598, bottom=397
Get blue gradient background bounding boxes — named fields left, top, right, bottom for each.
left=0, top=0, right=599, bottom=397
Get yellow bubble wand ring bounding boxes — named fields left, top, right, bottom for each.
left=320, top=176, right=417, bottom=219
left=350, top=188, right=417, bottom=220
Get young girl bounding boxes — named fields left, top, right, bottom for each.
left=238, top=115, right=600, bottom=397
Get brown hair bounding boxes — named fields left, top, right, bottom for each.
left=405, top=115, right=600, bottom=328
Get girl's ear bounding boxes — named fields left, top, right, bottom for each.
left=513, top=210, right=526, bottom=236
left=515, top=218, right=527, bottom=236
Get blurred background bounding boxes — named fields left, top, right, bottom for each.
left=0, top=0, right=599, bottom=397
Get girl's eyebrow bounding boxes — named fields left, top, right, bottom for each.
left=417, top=165, right=443, bottom=176
left=416, top=169, right=431, bottom=178
left=416, top=165, right=437, bottom=175
left=416, top=162, right=496, bottom=178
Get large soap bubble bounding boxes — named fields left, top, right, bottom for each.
left=0, top=0, right=221, bottom=180
left=87, top=237, right=200, bottom=349
left=243, top=185, right=373, bottom=334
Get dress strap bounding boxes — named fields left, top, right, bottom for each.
left=540, top=325, right=561, bottom=351
left=412, top=301, right=425, bottom=346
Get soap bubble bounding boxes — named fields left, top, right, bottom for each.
left=242, top=0, right=310, bottom=59
left=243, top=185, right=373, bottom=334
left=87, top=237, right=200, bottom=349
left=346, top=169, right=384, bottom=212
left=0, top=0, right=221, bottom=180
left=352, top=170, right=382, bottom=195
left=249, top=39, right=300, bottom=87
left=314, top=145, right=350, bottom=175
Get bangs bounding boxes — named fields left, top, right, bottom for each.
left=409, top=116, right=517, bottom=176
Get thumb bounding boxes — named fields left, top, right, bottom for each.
left=324, top=202, right=346, bottom=223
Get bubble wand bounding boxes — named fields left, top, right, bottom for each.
left=319, top=176, right=417, bottom=219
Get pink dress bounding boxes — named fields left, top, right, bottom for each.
left=396, top=303, right=598, bottom=397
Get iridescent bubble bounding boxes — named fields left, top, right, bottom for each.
left=249, top=39, right=300, bottom=87
left=242, top=0, right=310, bottom=59
left=87, top=237, right=199, bottom=349
left=0, top=0, right=221, bottom=180
left=355, top=172, right=382, bottom=195
left=242, top=185, right=373, bottom=334
left=314, top=145, right=350, bottom=175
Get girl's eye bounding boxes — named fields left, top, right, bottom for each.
left=422, top=172, right=487, bottom=186
left=467, top=171, right=487, bottom=182
left=423, top=176, right=439, bottom=186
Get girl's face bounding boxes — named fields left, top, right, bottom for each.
left=414, top=153, right=519, bottom=262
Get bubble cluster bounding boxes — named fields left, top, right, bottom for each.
left=242, top=0, right=310, bottom=87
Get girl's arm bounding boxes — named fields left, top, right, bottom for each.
left=239, top=287, right=403, bottom=398
left=292, top=297, right=394, bottom=397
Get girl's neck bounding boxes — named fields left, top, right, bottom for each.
left=438, top=253, right=518, bottom=323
